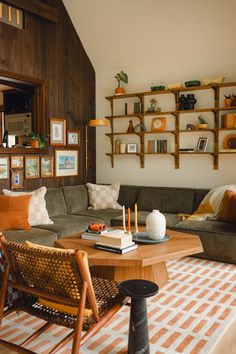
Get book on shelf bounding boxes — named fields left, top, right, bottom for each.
left=95, top=243, right=137, bottom=254
left=98, top=233, right=133, bottom=248
left=147, top=139, right=168, bottom=153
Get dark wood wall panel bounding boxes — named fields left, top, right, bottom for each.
left=0, top=0, right=96, bottom=191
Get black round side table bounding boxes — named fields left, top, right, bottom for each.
left=118, top=279, right=159, bottom=354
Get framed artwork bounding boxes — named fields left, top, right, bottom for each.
left=11, top=170, right=23, bottom=189
left=0, top=157, right=9, bottom=179
left=67, top=129, right=80, bottom=147
left=127, top=143, right=137, bottom=153
left=55, top=150, right=78, bottom=177
left=41, top=156, right=54, bottom=178
left=50, top=118, right=66, bottom=146
left=196, top=137, right=208, bottom=152
left=11, top=156, right=24, bottom=169
left=25, top=156, right=40, bottom=179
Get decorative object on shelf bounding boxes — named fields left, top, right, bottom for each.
left=0, top=157, right=9, bottom=179
left=28, top=132, right=47, bottom=149
left=186, top=124, right=194, bottom=130
left=146, top=98, right=161, bottom=113
left=127, top=120, right=134, bottom=133
left=186, top=94, right=197, bottom=110
left=115, top=139, right=120, bottom=154
left=11, top=169, right=23, bottom=189
left=222, top=114, right=236, bottom=128
left=203, top=77, right=225, bottom=85
left=127, top=143, right=137, bottom=153
left=134, top=124, right=146, bottom=133
left=11, top=156, right=23, bottom=169
left=224, top=94, right=232, bottom=107
left=67, top=129, right=80, bottom=147
left=2, top=129, right=8, bottom=148
left=196, top=137, right=208, bottom=152
left=196, top=115, right=208, bottom=129
left=50, top=117, right=66, bottom=146
left=185, top=80, right=201, bottom=87
left=146, top=209, right=166, bottom=240
left=55, top=149, right=78, bottom=177
left=231, top=94, right=236, bottom=106
left=41, top=156, right=54, bottom=178
left=167, top=82, right=183, bottom=90
left=150, top=85, right=165, bottom=91
left=114, top=70, right=128, bottom=95
left=151, top=117, right=166, bottom=131
left=223, top=134, right=236, bottom=149
left=120, top=141, right=126, bottom=153
left=25, top=156, right=40, bottom=179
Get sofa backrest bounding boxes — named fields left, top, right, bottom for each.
left=192, top=189, right=209, bottom=211
left=62, top=185, right=89, bottom=214
left=45, top=188, right=68, bottom=217
left=118, top=185, right=140, bottom=209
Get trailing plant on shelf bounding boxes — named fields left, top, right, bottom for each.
left=114, top=70, right=128, bottom=95
left=28, top=133, right=48, bottom=149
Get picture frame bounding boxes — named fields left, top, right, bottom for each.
left=127, top=143, right=137, bottom=153
left=186, top=124, right=193, bottom=130
left=196, top=137, right=208, bottom=152
left=50, top=118, right=66, bottom=146
left=41, top=156, right=54, bottom=178
left=0, top=157, right=9, bottom=179
left=55, top=150, right=78, bottom=177
left=67, top=129, right=80, bottom=147
left=25, top=156, right=40, bottom=179
left=11, top=156, right=24, bottom=169
left=11, top=170, right=23, bottom=189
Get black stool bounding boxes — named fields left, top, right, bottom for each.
left=118, top=279, right=159, bottom=354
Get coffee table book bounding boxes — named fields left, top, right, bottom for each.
left=81, top=229, right=124, bottom=241
left=95, top=243, right=137, bottom=254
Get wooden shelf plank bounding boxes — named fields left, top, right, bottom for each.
left=0, top=148, right=47, bottom=154
left=179, top=129, right=215, bottom=133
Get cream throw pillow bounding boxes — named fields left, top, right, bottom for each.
left=3, top=186, right=53, bottom=226
left=86, top=182, right=122, bottom=210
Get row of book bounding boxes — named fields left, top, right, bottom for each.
left=147, top=140, right=168, bottom=153
left=81, top=228, right=137, bottom=254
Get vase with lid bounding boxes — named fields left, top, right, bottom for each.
left=146, top=210, right=166, bottom=240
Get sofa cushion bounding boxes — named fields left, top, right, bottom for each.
left=0, top=195, right=31, bottom=230
left=45, top=188, right=67, bottom=217
left=118, top=185, right=139, bottom=209
left=111, top=211, right=180, bottom=229
left=63, top=185, right=88, bottom=214
left=3, top=228, right=57, bottom=247
left=218, top=189, right=236, bottom=224
left=137, top=187, right=194, bottom=214
left=35, top=214, right=104, bottom=239
left=86, top=182, right=122, bottom=210
left=174, top=218, right=236, bottom=234
left=75, top=209, right=122, bottom=226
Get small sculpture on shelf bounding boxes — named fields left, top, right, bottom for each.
left=146, top=98, right=161, bottom=113
left=178, top=94, right=197, bottom=110
left=196, top=115, right=208, bottom=129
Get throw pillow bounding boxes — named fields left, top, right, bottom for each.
left=218, top=190, right=236, bottom=223
left=86, top=182, right=122, bottom=210
left=3, top=186, right=53, bottom=226
left=0, top=195, right=31, bottom=230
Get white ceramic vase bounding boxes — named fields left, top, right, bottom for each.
left=146, top=210, right=166, bottom=240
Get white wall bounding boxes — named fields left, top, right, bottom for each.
left=63, top=0, right=236, bottom=188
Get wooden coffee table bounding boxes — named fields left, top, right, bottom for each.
left=54, top=229, right=203, bottom=287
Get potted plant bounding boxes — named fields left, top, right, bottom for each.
left=29, top=133, right=47, bottom=149
left=224, top=94, right=232, bottom=107
left=114, top=70, right=128, bottom=95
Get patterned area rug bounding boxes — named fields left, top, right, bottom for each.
left=1, top=257, right=236, bottom=354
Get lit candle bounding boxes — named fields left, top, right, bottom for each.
left=134, top=203, right=138, bottom=233
left=122, top=205, right=127, bottom=232
left=128, top=207, right=131, bottom=234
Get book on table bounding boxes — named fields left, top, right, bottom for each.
left=95, top=242, right=137, bottom=254
left=81, top=228, right=124, bottom=241
left=98, top=233, right=132, bottom=248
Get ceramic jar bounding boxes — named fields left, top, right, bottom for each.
left=120, top=141, right=126, bottom=154
left=146, top=210, right=166, bottom=240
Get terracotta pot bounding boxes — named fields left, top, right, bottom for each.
left=225, top=98, right=232, bottom=107
left=31, top=139, right=39, bottom=148
left=115, top=87, right=125, bottom=95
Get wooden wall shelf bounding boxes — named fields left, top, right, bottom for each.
left=0, top=148, right=48, bottom=154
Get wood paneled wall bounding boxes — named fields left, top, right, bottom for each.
left=0, top=0, right=96, bottom=191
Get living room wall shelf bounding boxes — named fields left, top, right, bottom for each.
left=105, top=81, right=236, bottom=169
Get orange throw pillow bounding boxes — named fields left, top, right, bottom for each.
left=218, top=190, right=236, bottom=223
left=0, top=195, right=31, bottom=230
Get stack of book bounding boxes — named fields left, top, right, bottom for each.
left=147, top=139, right=167, bottom=153
left=95, top=231, right=137, bottom=254
left=81, top=228, right=122, bottom=241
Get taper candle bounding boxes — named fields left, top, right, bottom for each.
left=128, top=207, right=131, bottom=234
left=134, top=203, right=138, bottom=233
left=122, top=205, right=126, bottom=232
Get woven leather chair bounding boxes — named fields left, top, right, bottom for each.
left=0, top=235, right=128, bottom=353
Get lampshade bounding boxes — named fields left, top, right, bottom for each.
left=88, top=118, right=109, bottom=127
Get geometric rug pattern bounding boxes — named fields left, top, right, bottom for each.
left=1, top=257, right=236, bottom=353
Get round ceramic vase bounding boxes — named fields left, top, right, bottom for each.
left=146, top=210, right=166, bottom=240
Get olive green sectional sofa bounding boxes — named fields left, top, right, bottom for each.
left=4, top=184, right=236, bottom=264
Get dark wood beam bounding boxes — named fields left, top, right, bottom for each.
left=2, top=0, right=58, bottom=23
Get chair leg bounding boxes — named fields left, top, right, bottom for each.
left=0, top=263, right=10, bottom=326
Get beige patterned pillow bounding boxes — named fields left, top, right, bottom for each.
left=3, top=187, right=53, bottom=226
left=86, top=182, right=122, bottom=210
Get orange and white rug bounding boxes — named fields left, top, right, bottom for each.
left=0, top=257, right=236, bottom=354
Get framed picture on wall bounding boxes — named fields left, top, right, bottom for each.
left=25, top=156, right=40, bottom=179
left=50, top=118, right=66, bottom=146
left=55, top=150, right=78, bottom=177
left=11, top=156, right=24, bottom=169
left=11, top=170, right=24, bottom=189
left=41, top=156, right=54, bottom=178
left=67, top=129, right=80, bottom=147
left=0, top=157, right=9, bottom=179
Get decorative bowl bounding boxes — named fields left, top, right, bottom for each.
left=185, top=80, right=201, bottom=87
left=151, top=85, right=165, bottom=91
